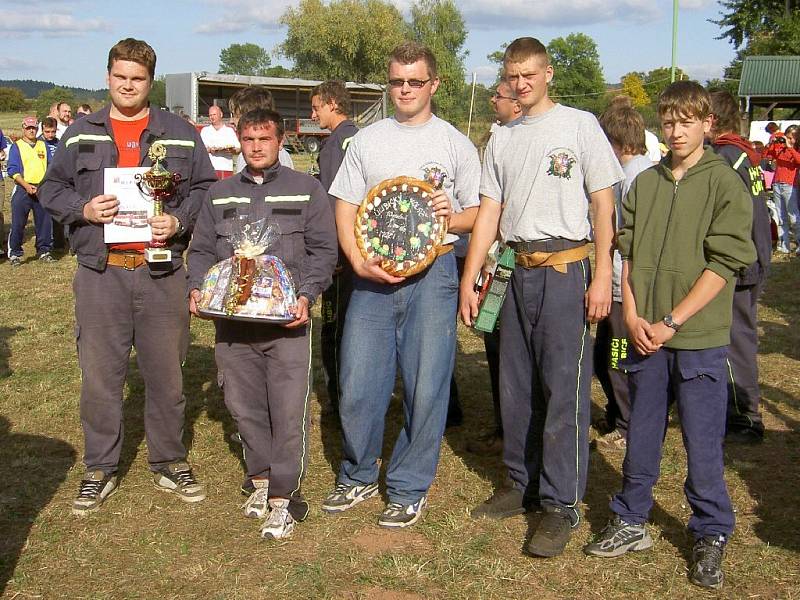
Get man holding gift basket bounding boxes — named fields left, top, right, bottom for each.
left=188, top=108, right=338, bottom=540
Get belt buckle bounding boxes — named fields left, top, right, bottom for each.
left=123, top=254, right=137, bottom=271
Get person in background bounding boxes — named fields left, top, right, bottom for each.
left=7, top=116, right=54, bottom=265
left=39, top=116, right=68, bottom=253
left=310, top=80, right=359, bottom=415
left=228, top=86, right=294, bottom=170
left=763, top=124, right=800, bottom=254
left=56, top=102, right=72, bottom=138
left=708, top=90, right=772, bottom=444
left=76, top=104, right=92, bottom=118
left=200, top=105, right=240, bottom=179
left=0, top=127, right=7, bottom=259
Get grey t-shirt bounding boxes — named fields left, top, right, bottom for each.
left=481, top=103, right=624, bottom=243
left=612, top=154, right=654, bottom=302
left=330, top=115, right=481, bottom=227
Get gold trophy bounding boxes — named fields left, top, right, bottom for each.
left=135, top=142, right=182, bottom=263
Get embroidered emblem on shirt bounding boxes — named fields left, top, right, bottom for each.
left=421, top=163, right=448, bottom=190
left=546, top=151, right=577, bottom=179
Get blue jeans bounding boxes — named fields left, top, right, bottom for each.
left=337, top=252, right=458, bottom=505
left=772, top=182, right=799, bottom=252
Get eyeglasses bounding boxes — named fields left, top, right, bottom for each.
left=23, top=126, right=37, bottom=130
left=492, top=94, right=515, bottom=101
left=388, top=78, right=431, bottom=89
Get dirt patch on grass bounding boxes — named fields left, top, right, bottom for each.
left=352, top=526, right=433, bottom=556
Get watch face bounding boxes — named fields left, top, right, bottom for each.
left=355, top=176, right=446, bottom=277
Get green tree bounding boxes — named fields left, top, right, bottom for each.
left=219, top=43, right=273, bottom=76
left=546, top=33, right=605, bottom=112
left=33, top=87, right=76, bottom=120
left=410, top=0, right=468, bottom=122
left=0, top=87, right=27, bottom=111
left=641, top=66, right=688, bottom=102
left=280, top=0, right=408, bottom=82
left=148, top=76, right=166, bottom=108
left=620, top=73, right=650, bottom=107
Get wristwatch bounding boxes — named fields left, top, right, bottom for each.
left=662, top=314, right=681, bottom=332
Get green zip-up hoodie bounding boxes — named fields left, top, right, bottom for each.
left=617, top=147, right=756, bottom=350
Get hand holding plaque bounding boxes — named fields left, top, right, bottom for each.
left=135, top=142, right=181, bottom=263
left=354, top=176, right=447, bottom=277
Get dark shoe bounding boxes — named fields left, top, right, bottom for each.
left=467, top=432, right=503, bottom=455
left=583, top=515, right=653, bottom=557
left=689, top=535, right=726, bottom=589
left=378, top=496, right=427, bottom=528
left=72, top=470, right=118, bottom=516
left=725, top=427, right=763, bottom=444
left=526, top=508, right=573, bottom=557
left=152, top=461, right=206, bottom=503
left=321, top=481, right=379, bottom=513
left=471, top=487, right=535, bottom=520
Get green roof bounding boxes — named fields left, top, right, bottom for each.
left=739, top=56, right=800, bottom=97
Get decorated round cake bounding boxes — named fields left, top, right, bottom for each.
left=355, top=176, right=447, bottom=277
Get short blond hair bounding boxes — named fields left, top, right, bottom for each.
left=504, top=37, right=549, bottom=66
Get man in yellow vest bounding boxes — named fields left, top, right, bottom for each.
left=7, top=116, right=54, bottom=265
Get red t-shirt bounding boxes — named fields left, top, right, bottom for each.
left=110, top=115, right=149, bottom=252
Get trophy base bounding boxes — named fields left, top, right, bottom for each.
left=145, top=247, right=172, bottom=263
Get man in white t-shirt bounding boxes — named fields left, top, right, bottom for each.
left=321, top=41, right=480, bottom=529
left=200, top=105, right=240, bottom=179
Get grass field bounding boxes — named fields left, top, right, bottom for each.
left=1, top=175, right=799, bottom=599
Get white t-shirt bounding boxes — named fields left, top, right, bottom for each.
left=330, top=115, right=481, bottom=222
left=201, top=124, right=240, bottom=172
left=645, top=130, right=662, bottom=163
left=481, top=103, right=624, bottom=243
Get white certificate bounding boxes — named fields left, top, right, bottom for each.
left=103, top=167, right=153, bottom=244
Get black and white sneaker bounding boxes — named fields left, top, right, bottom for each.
left=378, top=496, right=427, bottom=528
left=689, top=535, right=726, bottom=589
left=72, top=470, right=118, bottom=516
left=152, top=461, right=206, bottom=503
left=583, top=515, right=654, bottom=557
left=38, top=252, right=56, bottom=263
left=321, top=481, right=379, bottom=513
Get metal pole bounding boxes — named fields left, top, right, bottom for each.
left=671, top=0, right=678, bottom=82
left=467, top=72, right=477, bottom=138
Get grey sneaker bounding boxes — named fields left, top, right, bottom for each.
left=689, top=535, right=726, bottom=589
left=152, top=462, right=206, bottom=503
left=378, top=496, right=427, bottom=528
left=260, top=498, right=295, bottom=540
left=38, top=252, right=55, bottom=263
left=321, top=481, right=379, bottom=513
left=241, top=478, right=269, bottom=518
left=594, top=429, right=627, bottom=451
left=584, top=515, right=654, bottom=557
left=9, top=255, right=22, bottom=267
left=72, top=470, right=118, bottom=516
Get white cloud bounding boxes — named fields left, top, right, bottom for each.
left=0, top=12, right=109, bottom=35
left=194, top=0, right=297, bottom=33
left=0, top=57, right=41, bottom=71
left=470, top=65, right=500, bottom=85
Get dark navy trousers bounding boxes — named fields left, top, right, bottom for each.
left=9, top=187, right=52, bottom=257
left=610, top=346, right=735, bottom=540
left=499, top=255, right=592, bottom=525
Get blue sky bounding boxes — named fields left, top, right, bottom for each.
left=1, top=0, right=736, bottom=90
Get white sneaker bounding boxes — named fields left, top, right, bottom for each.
left=260, top=498, right=295, bottom=540
left=241, top=478, right=269, bottom=518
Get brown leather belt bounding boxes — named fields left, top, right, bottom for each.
left=107, top=252, right=146, bottom=270
left=515, top=244, right=589, bottom=273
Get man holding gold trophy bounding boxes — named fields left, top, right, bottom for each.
left=40, top=38, right=216, bottom=515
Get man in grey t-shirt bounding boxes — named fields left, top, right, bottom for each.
left=321, top=41, right=480, bottom=528
left=460, top=37, right=623, bottom=557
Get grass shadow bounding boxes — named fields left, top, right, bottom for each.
left=0, top=415, right=76, bottom=594
left=0, top=326, right=23, bottom=378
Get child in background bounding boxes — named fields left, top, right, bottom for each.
left=763, top=124, right=800, bottom=254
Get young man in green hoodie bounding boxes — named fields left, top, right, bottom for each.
left=583, top=81, right=756, bottom=590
